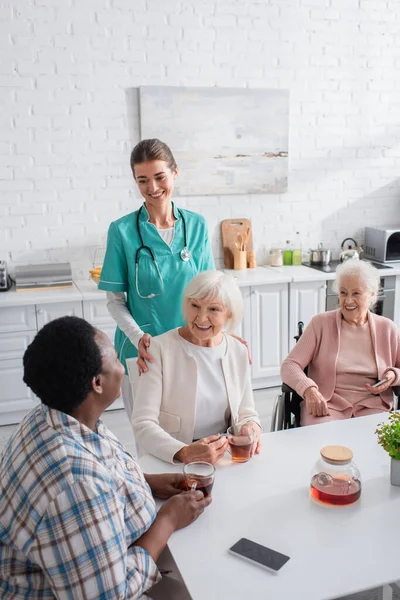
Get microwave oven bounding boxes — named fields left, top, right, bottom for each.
left=363, top=226, right=400, bottom=263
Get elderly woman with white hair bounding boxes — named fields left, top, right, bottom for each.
left=281, top=259, right=400, bottom=426
left=131, top=270, right=261, bottom=464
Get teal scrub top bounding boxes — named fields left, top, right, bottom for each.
left=98, top=203, right=215, bottom=371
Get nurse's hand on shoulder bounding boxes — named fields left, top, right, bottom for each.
left=174, top=434, right=229, bottom=465
left=137, top=333, right=154, bottom=376
left=230, top=333, right=252, bottom=364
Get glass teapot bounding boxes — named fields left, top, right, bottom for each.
left=310, top=445, right=361, bottom=506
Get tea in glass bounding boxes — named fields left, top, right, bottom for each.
left=310, top=445, right=361, bottom=506
left=227, top=425, right=254, bottom=463
left=183, top=461, right=215, bottom=497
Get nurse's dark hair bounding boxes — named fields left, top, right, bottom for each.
left=130, top=138, right=177, bottom=176
left=23, top=316, right=103, bottom=414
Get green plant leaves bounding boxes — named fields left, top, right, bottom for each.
left=375, top=412, right=400, bottom=460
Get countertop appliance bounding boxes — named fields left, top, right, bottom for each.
left=364, top=226, right=400, bottom=263
left=0, top=260, right=12, bottom=291
left=302, top=259, right=395, bottom=320
left=15, top=262, right=73, bottom=291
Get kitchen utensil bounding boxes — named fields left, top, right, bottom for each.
left=339, top=237, right=363, bottom=262
left=221, top=219, right=254, bottom=269
left=308, top=243, right=332, bottom=266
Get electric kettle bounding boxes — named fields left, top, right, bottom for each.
left=339, top=238, right=363, bottom=262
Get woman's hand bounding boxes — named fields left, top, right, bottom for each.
left=230, top=333, right=252, bottom=364
left=134, top=490, right=211, bottom=560
left=157, top=490, right=212, bottom=532
left=144, top=473, right=186, bottom=499
left=240, top=421, right=261, bottom=457
left=137, top=333, right=154, bottom=375
left=174, top=434, right=229, bottom=465
left=366, top=370, right=396, bottom=395
left=304, top=386, right=330, bottom=417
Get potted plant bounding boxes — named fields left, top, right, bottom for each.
left=375, top=412, right=400, bottom=486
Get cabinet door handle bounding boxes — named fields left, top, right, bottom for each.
left=37, top=309, right=44, bottom=315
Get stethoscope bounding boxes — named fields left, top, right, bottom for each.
left=135, top=205, right=192, bottom=299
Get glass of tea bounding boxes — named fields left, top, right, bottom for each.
left=226, top=425, right=254, bottom=463
left=310, top=445, right=361, bottom=506
left=183, top=462, right=215, bottom=497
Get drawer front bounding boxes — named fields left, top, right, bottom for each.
left=36, top=301, right=83, bottom=330
left=0, top=331, right=36, bottom=360
left=0, top=305, right=37, bottom=334
left=0, top=358, right=37, bottom=415
left=83, top=300, right=113, bottom=325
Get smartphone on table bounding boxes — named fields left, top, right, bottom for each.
left=229, top=538, right=290, bottom=573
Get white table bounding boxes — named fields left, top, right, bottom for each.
left=140, top=413, right=400, bottom=600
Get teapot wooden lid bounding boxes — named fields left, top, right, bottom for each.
left=320, top=445, right=353, bottom=464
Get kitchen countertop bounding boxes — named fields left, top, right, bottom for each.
left=0, top=282, right=84, bottom=308
left=1, top=262, right=400, bottom=308
left=263, top=264, right=337, bottom=282
left=223, top=266, right=291, bottom=286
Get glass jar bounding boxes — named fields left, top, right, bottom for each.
left=269, top=248, right=283, bottom=267
left=310, top=445, right=361, bottom=506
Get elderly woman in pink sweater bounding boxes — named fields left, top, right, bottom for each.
left=281, top=260, right=400, bottom=426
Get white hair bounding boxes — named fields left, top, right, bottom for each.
left=182, top=270, right=243, bottom=332
left=332, top=260, right=380, bottom=308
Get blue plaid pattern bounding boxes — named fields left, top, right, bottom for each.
left=0, top=404, right=160, bottom=599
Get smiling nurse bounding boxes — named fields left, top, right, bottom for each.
left=98, top=139, right=215, bottom=418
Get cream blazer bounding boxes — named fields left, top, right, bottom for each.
left=129, top=329, right=260, bottom=464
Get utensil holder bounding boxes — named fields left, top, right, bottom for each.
left=234, top=249, right=247, bottom=270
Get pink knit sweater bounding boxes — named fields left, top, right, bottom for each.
left=280, top=310, right=400, bottom=412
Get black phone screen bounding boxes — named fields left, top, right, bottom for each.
left=229, top=538, right=290, bottom=571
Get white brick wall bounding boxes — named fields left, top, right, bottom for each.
left=1, top=0, right=400, bottom=278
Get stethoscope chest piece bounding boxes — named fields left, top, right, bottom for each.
left=180, top=247, right=191, bottom=262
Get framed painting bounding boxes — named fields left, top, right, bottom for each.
left=139, top=86, right=289, bottom=195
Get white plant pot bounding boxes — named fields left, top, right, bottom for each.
left=390, top=458, right=400, bottom=486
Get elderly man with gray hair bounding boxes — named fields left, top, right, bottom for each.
left=131, top=270, right=261, bottom=464
left=281, top=259, right=400, bottom=426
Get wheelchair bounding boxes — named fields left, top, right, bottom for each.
left=271, top=321, right=304, bottom=432
left=271, top=321, right=399, bottom=432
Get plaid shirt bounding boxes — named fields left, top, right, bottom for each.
left=0, top=404, right=161, bottom=599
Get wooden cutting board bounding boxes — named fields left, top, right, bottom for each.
left=221, top=218, right=254, bottom=269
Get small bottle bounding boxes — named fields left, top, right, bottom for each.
left=248, top=251, right=256, bottom=269
left=292, top=231, right=302, bottom=266
left=283, top=240, right=293, bottom=266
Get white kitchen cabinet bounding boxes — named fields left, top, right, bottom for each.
left=36, top=301, right=83, bottom=329
left=250, top=283, right=289, bottom=389
left=0, top=300, right=85, bottom=425
left=233, top=286, right=251, bottom=342
left=0, top=331, right=36, bottom=360
left=288, top=281, right=326, bottom=350
left=0, top=358, right=38, bottom=426
left=83, top=299, right=123, bottom=411
left=0, top=305, right=36, bottom=334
